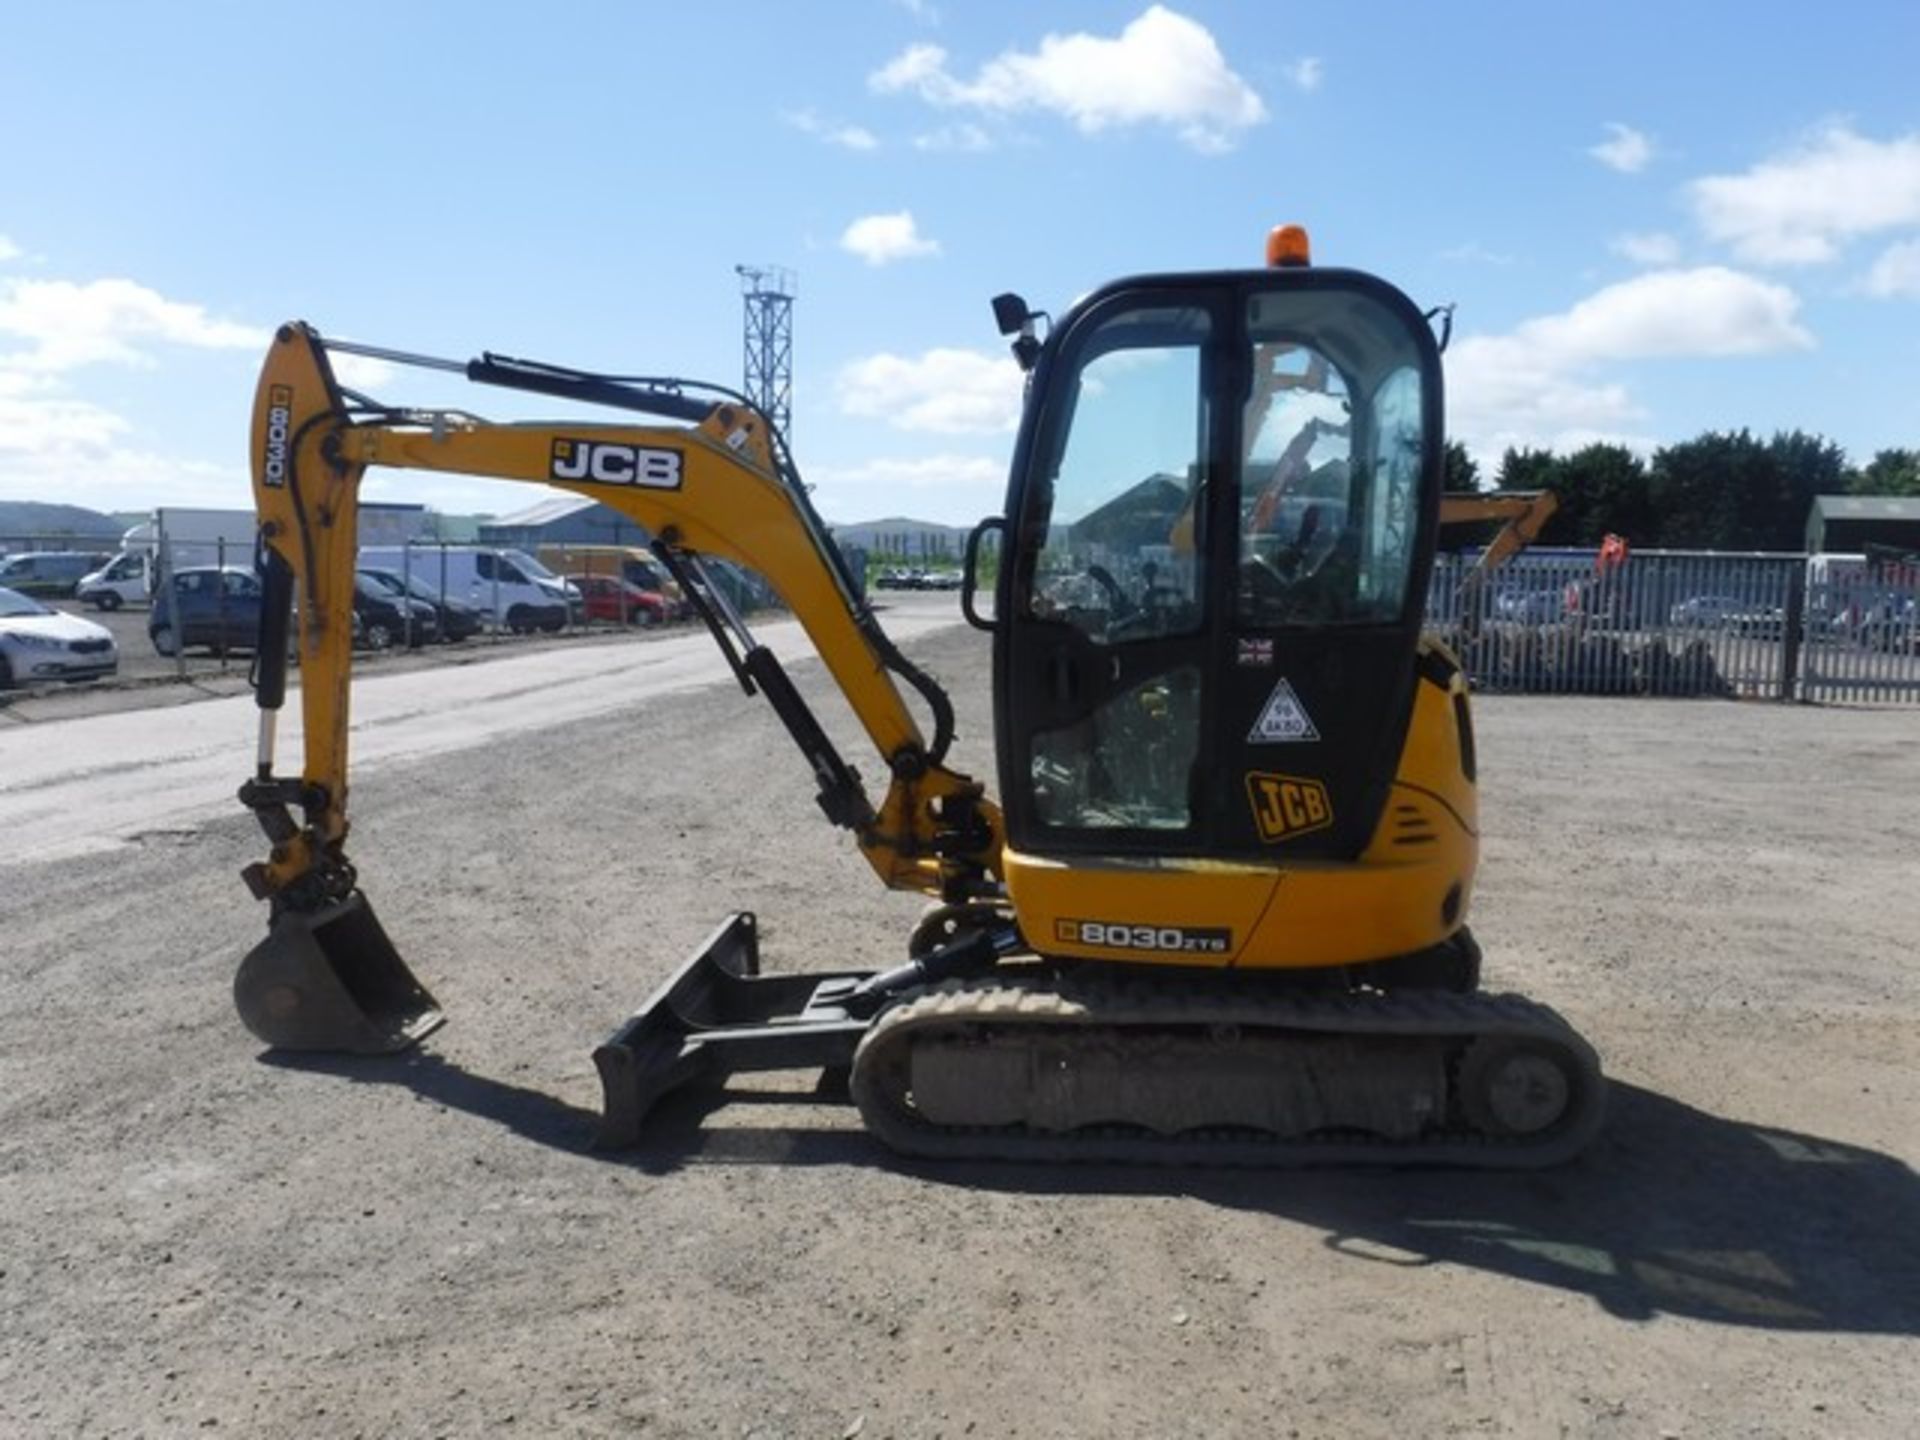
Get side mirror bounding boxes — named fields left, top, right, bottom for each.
left=961, top=516, right=1006, bottom=632
left=990, top=292, right=1045, bottom=372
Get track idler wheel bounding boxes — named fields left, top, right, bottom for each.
left=1457, top=1037, right=1577, bottom=1138
left=234, top=891, right=444, bottom=1053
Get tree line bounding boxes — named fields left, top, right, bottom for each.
left=1442, top=432, right=1920, bottom=551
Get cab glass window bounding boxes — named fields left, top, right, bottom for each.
left=1026, top=303, right=1212, bottom=645
left=1237, top=290, right=1427, bottom=626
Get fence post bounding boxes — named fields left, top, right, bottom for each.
left=159, top=525, right=186, bottom=683
left=1779, top=561, right=1807, bottom=703
left=215, top=536, right=230, bottom=672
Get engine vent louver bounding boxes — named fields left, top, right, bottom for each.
left=1391, top=802, right=1437, bottom=847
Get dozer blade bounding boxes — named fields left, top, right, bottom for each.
left=592, top=912, right=873, bottom=1149
left=234, top=891, right=444, bottom=1054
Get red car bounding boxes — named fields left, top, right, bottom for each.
left=570, top=574, right=668, bottom=625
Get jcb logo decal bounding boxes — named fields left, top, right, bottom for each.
left=261, top=385, right=293, bottom=488
left=550, top=440, right=683, bottom=489
left=1246, top=771, right=1333, bottom=843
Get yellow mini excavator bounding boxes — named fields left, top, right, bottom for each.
left=233, top=226, right=1605, bottom=1166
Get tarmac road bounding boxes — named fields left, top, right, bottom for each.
left=1, top=600, right=1916, bottom=1438
left=0, top=594, right=962, bottom=864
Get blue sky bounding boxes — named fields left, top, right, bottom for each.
left=4, top=2, right=1919, bottom=527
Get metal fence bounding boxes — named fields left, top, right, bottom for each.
left=1799, top=575, right=1920, bottom=702
left=1424, top=549, right=1920, bottom=703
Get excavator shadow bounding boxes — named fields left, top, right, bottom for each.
left=257, top=1050, right=877, bottom=1166
left=260, top=1051, right=1919, bottom=1336
left=914, top=1082, right=1920, bottom=1338
left=261, top=1050, right=605, bottom=1153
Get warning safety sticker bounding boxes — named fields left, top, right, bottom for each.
left=1246, top=677, right=1319, bottom=743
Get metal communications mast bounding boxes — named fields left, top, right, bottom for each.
left=735, top=264, right=795, bottom=443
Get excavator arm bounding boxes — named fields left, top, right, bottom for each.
left=1437, top=489, right=1560, bottom=633
left=234, top=322, right=1001, bottom=1054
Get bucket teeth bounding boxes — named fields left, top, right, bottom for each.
left=234, top=892, right=443, bottom=1054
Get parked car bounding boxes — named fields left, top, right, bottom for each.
left=0, top=550, right=112, bottom=599
left=536, top=545, right=688, bottom=616
left=0, top=585, right=119, bottom=687
left=1845, top=591, right=1919, bottom=652
left=357, top=567, right=482, bottom=641
left=568, top=573, right=668, bottom=625
left=149, top=566, right=264, bottom=656
left=1496, top=588, right=1565, bottom=624
left=77, top=551, right=153, bottom=610
left=352, top=573, right=439, bottom=649
left=877, top=567, right=937, bottom=591
left=358, top=545, right=571, bottom=632
left=1670, top=594, right=1743, bottom=627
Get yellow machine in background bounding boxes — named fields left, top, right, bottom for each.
left=232, top=229, right=1605, bottom=1166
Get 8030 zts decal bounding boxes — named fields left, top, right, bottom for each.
left=1055, top=919, right=1232, bottom=954
left=260, top=385, right=293, bottom=488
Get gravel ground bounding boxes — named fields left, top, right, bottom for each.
left=1, top=617, right=1916, bottom=1438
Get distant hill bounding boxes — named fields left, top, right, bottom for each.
left=829, top=516, right=969, bottom=559
left=0, top=501, right=126, bottom=540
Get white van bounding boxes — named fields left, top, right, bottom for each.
left=77, top=551, right=154, bottom=610
left=358, top=545, right=574, bottom=632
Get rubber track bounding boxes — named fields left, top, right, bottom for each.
left=849, top=977, right=1606, bottom=1168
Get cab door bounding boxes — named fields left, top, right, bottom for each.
left=996, top=290, right=1222, bottom=856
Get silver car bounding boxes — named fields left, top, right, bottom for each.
left=0, top=585, right=120, bottom=688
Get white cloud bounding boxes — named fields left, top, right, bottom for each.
left=0, top=390, right=129, bottom=456
left=872, top=44, right=946, bottom=94
left=0, top=277, right=265, bottom=374
left=1689, top=125, right=1920, bottom=265
left=914, top=123, right=995, bottom=153
left=814, top=454, right=1003, bottom=492
left=1515, top=267, right=1811, bottom=360
left=0, top=274, right=268, bottom=506
left=810, top=454, right=1005, bottom=528
left=840, top=211, right=941, bottom=266
left=1439, top=241, right=1516, bottom=266
left=836, top=347, right=1023, bottom=434
left=1611, top=231, right=1682, bottom=266
left=1447, top=268, right=1813, bottom=465
left=1864, top=239, right=1920, bottom=299
left=329, top=352, right=398, bottom=391
left=869, top=6, right=1266, bottom=154
left=783, top=108, right=880, bottom=152
left=1447, top=348, right=1645, bottom=463
left=1589, top=122, right=1653, bottom=174
left=1283, top=57, right=1323, bottom=93
left=0, top=389, right=249, bottom=506
left=0, top=235, right=21, bottom=264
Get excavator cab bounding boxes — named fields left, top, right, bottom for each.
left=990, top=265, right=1441, bottom=871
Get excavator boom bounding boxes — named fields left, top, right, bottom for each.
left=235, top=323, right=1001, bottom=1066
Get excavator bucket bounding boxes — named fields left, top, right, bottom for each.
left=234, top=892, right=444, bottom=1054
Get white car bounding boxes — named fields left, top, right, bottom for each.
left=0, top=585, right=120, bottom=688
